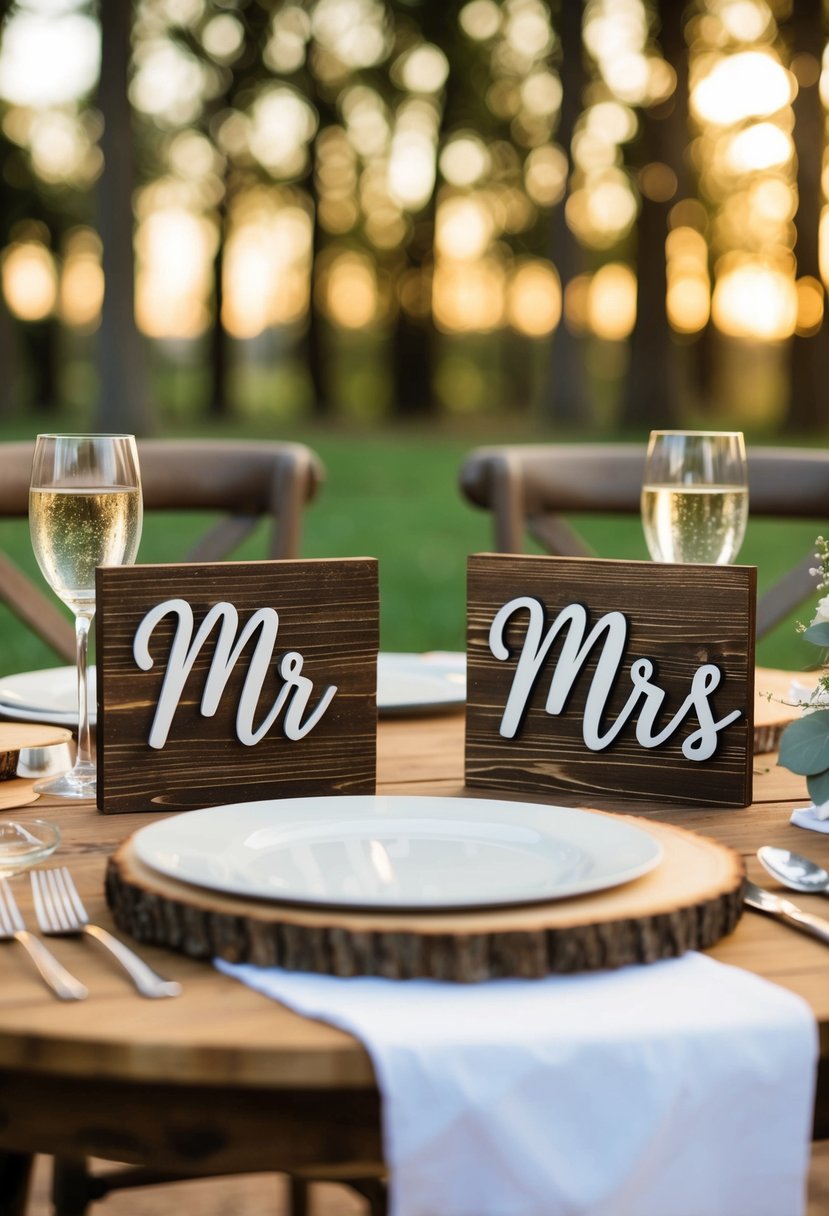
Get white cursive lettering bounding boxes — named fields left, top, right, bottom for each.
left=490, top=596, right=741, bottom=761
left=133, top=598, right=337, bottom=749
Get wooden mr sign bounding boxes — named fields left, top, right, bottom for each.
left=95, top=559, right=378, bottom=814
left=466, top=554, right=756, bottom=808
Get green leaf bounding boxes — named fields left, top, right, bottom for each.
left=778, top=710, right=829, bottom=775
left=807, top=768, right=829, bottom=807
left=803, top=622, right=829, bottom=646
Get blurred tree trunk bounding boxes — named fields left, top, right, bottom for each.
left=620, top=160, right=673, bottom=429
left=205, top=5, right=271, bottom=420
left=0, top=110, right=63, bottom=413
left=24, top=321, right=60, bottom=410
left=388, top=0, right=454, bottom=419
left=391, top=237, right=436, bottom=418
left=208, top=216, right=228, bottom=418
left=0, top=117, right=21, bottom=414
left=787, top=0, right=829, bottom=433
left=391, top=318, right=434, bottom=416
left=539, top=0, right=591, bottom=427
left=95, top=0, right=151, bottom=434
left=621, top=0, right=688, bottom=429
left=0, top=291, right=20, bottom=416
left=304, top=93, right=338, bottom=418
left=306, top=205, right=330, bottom=417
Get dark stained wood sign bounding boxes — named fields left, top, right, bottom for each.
left=95, top=558, right=378, bottom=814
left=466, top=554, right=756, bottom=808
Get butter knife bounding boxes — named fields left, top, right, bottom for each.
left=744, top=880, right=829, bottom=945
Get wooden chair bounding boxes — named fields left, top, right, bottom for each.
left=459, top=442, right=829, bottom=637
left=0, top=438, right=325, bottom=662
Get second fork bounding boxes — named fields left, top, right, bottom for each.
left=31, top=868, right=181, bottom=999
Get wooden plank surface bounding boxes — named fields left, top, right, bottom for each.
left=466, top=554, right=757, bottom=807
left=96, top=559, right=379, bottom=813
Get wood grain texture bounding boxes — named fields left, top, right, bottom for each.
left=105, top=816, right=744, bottom=980
left=95, top=559, right=379, bottom=814
left=466, top=554, right=756, bottom=808
left=0, top=778, right=38, bottom=810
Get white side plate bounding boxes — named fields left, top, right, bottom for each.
left=0, top=666, right=96, bottom=727
left=132, top=794, right=662, bottom=912
left=377, top=654, right=465, bottom=715
left=377, top=651, right=465, bottom=715
left=0, top=654, right=467, bottom=725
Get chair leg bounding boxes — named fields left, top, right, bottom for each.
left=289, top=1175, right=311, bottom=1216
left=349, top=1177, right=387, bottom=1216
left=289, top=1173, right=387, bottom=1216
left=0, top=1152, right=34, bottom=1216
left=51, top=1158, right=97, bottom=1216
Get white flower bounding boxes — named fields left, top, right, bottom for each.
left=811, top=593, right=829, bottom=625
left=789, top=678, right=829, bottom=713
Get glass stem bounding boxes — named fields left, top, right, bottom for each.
left=74, top=611, right=95, bottom=779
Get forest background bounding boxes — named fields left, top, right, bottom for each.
left=0, top=0, right=827, bottom=671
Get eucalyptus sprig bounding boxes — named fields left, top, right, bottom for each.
left=778, top=536, right=829, bottom=806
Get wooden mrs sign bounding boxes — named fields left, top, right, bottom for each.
left=95, top=559, right=378, bottom=814
left=466, top=554, right=756, bottom=808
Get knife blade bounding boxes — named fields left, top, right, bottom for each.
left=743, top=880, right=829, bottom=945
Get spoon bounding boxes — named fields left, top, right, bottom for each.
left=757, top=845, right=829, bottom=897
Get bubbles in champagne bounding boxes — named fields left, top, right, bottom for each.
left=641, top=485, right=748, bottom=564
left=29, top=486, right=142, bottom=613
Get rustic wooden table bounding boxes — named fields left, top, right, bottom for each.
left=1, top=710, right=828, bottom=1214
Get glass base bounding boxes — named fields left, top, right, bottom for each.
left=33, top=767, right=96, bottom=800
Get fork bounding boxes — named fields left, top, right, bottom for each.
left=0, top=879, right=88, bottom=1000
left=31, top=868, right=182, bottom=999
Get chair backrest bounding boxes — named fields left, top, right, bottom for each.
left=459, top=443, right=829, bottom=638
left=0, top=438, right=325, bottom=663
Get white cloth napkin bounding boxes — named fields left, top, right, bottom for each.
left=216, top=952, right=817, bottom=1216
left=791, top=804, right=829, bottom=833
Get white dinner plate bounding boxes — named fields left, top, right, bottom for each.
left=0, top=666, right=97, bottom=727
left=0, top=654, right=466, bottom=726
left=132, top=794, right=662, bottom=912
left=377, top=652, right=466, bottom=714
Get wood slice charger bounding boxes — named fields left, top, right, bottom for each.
left=0, top=723, right=73, bottom=810
left=107, top=812, right=744, bottom=982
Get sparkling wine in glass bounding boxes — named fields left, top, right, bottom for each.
left=29, top=434, right=142, bottom=798
left=640, top=430, right=748, bottom=565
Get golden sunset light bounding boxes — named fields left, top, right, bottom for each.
left=2, top=239, right=57, bottom=321
left=0, top=0, right=826, bottom=428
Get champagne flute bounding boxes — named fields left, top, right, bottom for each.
left=29, top=434, right=143, bottom=798
left=640, top=430, right=748, bottom=565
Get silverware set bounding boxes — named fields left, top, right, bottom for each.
left=745, top=844, right=829, bottom=944
left=0, top=866, right=181, bottom=1000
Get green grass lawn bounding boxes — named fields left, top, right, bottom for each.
left=0, top=419, right=822, bottom=676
